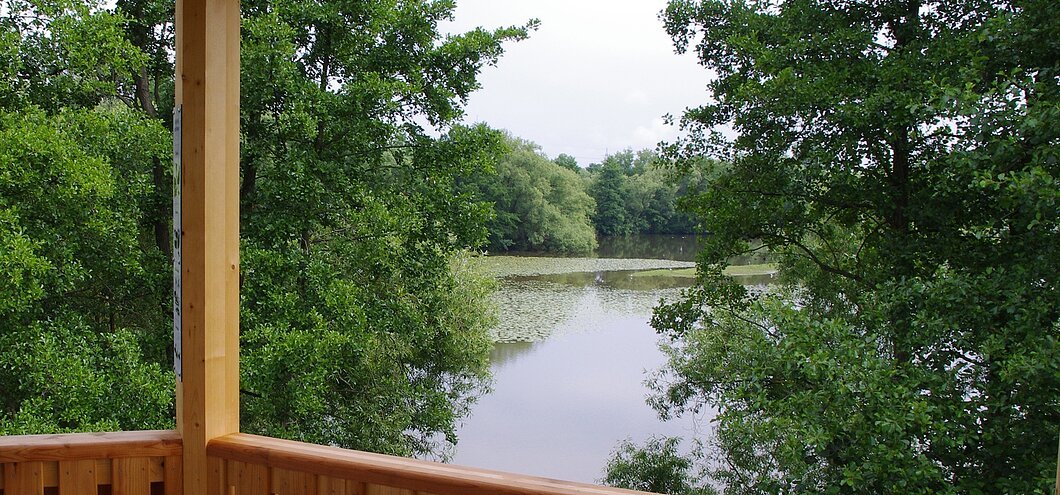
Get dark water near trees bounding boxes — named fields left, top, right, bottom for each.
left=448, top=236, right=712, bottom=483
left=591, top=235, right=700, bottom=261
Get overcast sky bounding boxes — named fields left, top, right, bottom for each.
left=441, top=1, right=708, bottom=167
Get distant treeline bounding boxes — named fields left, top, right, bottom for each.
left=459, top=136, right=711, bottom=254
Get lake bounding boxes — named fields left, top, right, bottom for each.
left=448, top=236, right=734, bottom=483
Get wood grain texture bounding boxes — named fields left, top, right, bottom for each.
left=208, top=455, right=226, bottom=495
left=0, top=433, right=179, bottom=494
left=174, top=0, right=241, bottom=491
left=0, top=431, right=181, bottom=463
left=58, top=460, right=97, bottom=495
left=5, top=461, right=45, bottom=495
left=208, top=434, right=656, bottom=495
left=148, top=456, right=164, bottom=482
left=316, top=475, right=354, bottom=495
left=365, top=485, right=411, bottom=495
left=164, top=455, right=183, bottom=495
left=227, top=460, right=268, bottom=495
left=113, top=457, right=151, bottom=495
left=41, top=462, right=58, bottom=488
left=97, top=459, right=113, bottom=485
left=272, top=467, right=315, bottom=495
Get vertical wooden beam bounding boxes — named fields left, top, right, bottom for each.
left=174, top=0, right=240, bottom=490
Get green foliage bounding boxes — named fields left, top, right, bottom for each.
left=553, top=153, right=580, bottom=172
left=0, top=107, right=173, bottom=433
left=588, top=149, right=705, bottom=236
left=234, top=0, right=533, bottom=456
left=0, top=0, right=175, bottom=433
left=603, top=436, right=716, bottom=495
left=1, top=0, right=146, bottom=112
left=588, top=157, right=632, bottom=236
left=466, top=144, right=704, bottom=249
left=0, top=0, right=531, bottom=460
left=462, top=136, right=597, bottom=254
left=652, top=0, right=1059, bottom=493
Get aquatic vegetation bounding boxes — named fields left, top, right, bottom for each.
left=473, top=256, right=695, bottom=278
left=488, top=279, right=686, bottom=343
left=480, top=256, right=778, bottom=343
left=480, top=256, right=694, bottom=343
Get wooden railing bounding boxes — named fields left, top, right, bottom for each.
left=208, top=433, right=651, bottom=495
left=0, top=430, right=650, bottom=495
left=0, top=430, right=182, bottom=494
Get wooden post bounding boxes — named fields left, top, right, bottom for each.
left=174, top=0, right=240, bottom=490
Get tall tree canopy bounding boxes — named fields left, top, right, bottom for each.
left=461, top=135, right=597, bottom=254
left=587, top=149, right=704, bottom=237
left=236, top=0, right=533, bottom=456
left=0, top=0, right=175, bottom=433
left=0, top=0, right=533, bottom=458
left=649, top=0, right=1059, bottom=493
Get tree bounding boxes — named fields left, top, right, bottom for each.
left=651, top=0, right=1058, bottom=493
left=588, top=149, right=703, bottom=236
left=0, top=107, right=175, bottom=433
left=0, top=0, right=175, bottom=433
left=589, top=158, right=633, bottom=236
left=625, top=151, right=707, bottom=235
left=603, top=437, right=716, bottom=495
left=0, top=0, right=535, bottom=460
left=553, top=153, right=580, bottom=172
left=462, top=136, right=597, bottom=253
left=227, top=0, right=535, bottom=457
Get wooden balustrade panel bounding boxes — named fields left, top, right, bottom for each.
left=0, top=457, right=173, bottom=495
left=0, top=431, right=182, bottom=495
left=364, top=485, right=413, bottom=495
left=228, top=460, right=269, bottom=494
left=317, top=475, right=359, bottom=495
left=59, top=460, right=97, bottom=495
left=96, top=459, right=113, bottom=485
left=4, top=461, right=45, bottom=495
left=272, top=466, right=317, bottom=495
left=207, top=459, right=466, bottom=495
left=113, top=457, right=152, bottom=495
left=163, top=456, right=182, bottom=495
left=206, top=456, right=226, bottom=495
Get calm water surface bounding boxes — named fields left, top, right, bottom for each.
left=449, top=236, right=711, bottom=483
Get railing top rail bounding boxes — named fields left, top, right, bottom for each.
left=0, top=429, right=182, bottom=463
left=209, top=433, right=655, bottom=495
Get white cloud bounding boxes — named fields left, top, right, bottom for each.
left=631, top=117, right=679, bottom=150
left=444, top=1, right=709, bottom=160
left=623, top=89, right=650, bottom=106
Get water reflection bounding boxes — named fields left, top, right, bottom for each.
left=455, top=311, right=701, bottom=484
left=594, top=235, right=701, bottom=261
left=489, top=341, right=536, bottom=370
left=454, top=238, right=767, bottom=482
